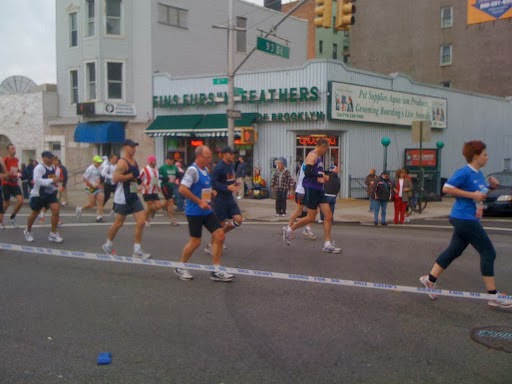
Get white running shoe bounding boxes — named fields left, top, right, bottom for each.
left=102, top=243, right=117, bottom=256
left=10, top=218, right=18, bottom=228
left=488, top=292, right=512, bottom=309
left=175, top=268, right=193, bottom=280
left=419, top=275, right=437, bottom=300
left=145, top=220, right=151, bottom=227
left=211, top=271, right=234, bottom=282
left=204, top=243, right=212, bottom=255
left=24, top=229, right=34, bottom=242
left=282, top=226, right=292, bottom=246
left=302, top=228, right=316, bottom=240
left=322, top=243, right=342, bottom=254
left=75, top=207, right=82, bottom=219
left=48, top=232, right=64, bottom=243
left=132, top=249, right=151, bottom=259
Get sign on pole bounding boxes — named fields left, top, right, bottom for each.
left=256, top=36, right=290, bottom=59
left=213, top=78, right=229, bottom=85
left=412, top=121, right=432, bottom=143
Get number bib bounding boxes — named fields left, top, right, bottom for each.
left=201, top=188, right=212, bottom=203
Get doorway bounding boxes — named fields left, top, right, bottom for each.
left=294, top=134, right=341, bottom=175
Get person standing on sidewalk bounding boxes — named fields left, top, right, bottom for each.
left=419, top=140, right=511, bottom=310
left=102, top=139, right=150, bottom=259
left=393, top=168, right=412, bottom=224
left=365, top=168, right=378, bottom=212
left=271, top=159, right=293, bottom=217
left=23, top=151, right=63, bottom=243
left=235, top=156, right=247, bottom=200
left=373, top=171, right=393, bottom=225
left=174, top=145, right=233, bottom=282
left=282, top=138, right=341, bottom=253
left=159, top=154, right=179, bottom=226
left=320, top=165, right=341, bottom=223
left=2, top=143, right=24, bottom=227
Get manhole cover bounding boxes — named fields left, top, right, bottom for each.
left=470, top=326, right=512, bottom=353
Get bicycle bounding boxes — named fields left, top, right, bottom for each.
left=407, top=186, right=428, bottom=214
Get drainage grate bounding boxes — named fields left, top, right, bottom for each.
left=470, top=326, right=512, bottom=353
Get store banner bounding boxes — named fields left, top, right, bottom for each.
left=328, top=82, right=447, bottom=128
left=404, top=149, right=438, bottom=168
left=467, top=0, right=512, bottom=25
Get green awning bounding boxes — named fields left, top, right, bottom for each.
left=145, top=113, right=258, bottom=137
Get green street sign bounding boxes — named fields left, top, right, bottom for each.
left=213, top=78, right=228, bottom=85
left=256, top=36, right=290, bottom=59
left=234, top=87, right=244, bottom=96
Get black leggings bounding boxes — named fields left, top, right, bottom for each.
left=436, top=217, right=496, bottom=276
left=104, top=183, right=116, bottom=206
left=275, top=190, right=287, bottom=215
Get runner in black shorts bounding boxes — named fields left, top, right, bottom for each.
left=159, top=154, right=179, bottom=226
left=287, top=163, right=316, bottom=240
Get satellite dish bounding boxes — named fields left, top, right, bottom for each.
left=0, top=75, right=37, bottom=95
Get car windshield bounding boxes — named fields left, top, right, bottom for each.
left=488, top=172, right=512, bottom=187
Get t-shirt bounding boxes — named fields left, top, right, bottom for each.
left=2, top=156, right=19, bottom=186
left=445, top=165, right=488, bottom=221
left=159, top=164, right=178, bottom=190
left=211, top=161, right=236, bottom=198
left=83, top=164, right=101, bottom=186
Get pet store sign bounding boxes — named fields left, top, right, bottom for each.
left=328, top=82, right=447, bottom=128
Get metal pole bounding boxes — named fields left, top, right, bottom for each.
left=227, top=0, right=235, bottom=148
left=384, top=147, right=388, bottom=172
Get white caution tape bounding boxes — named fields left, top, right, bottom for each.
left=1, top=242, right=510, bottom=304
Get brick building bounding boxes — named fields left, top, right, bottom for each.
left=349, top=0, right=512, bottom=97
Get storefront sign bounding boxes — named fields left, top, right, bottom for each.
left=257, top=111, right=325, bottom=122
left=404, top=149, right=438, bottom=167
left=153, top=86, right=320, bottom=108
left=328, top=82, right=447, bottom=128
left=468, top=0, right=512, bottom=24
left=96, top=102, right=136, bottom=116
left=296, top=135, right=338, bottom=146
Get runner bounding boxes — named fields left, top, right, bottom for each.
left=100, top=154, right=118, bottom=215
left=282, top=138, right=341, bottom=253
left=77, top=156, right=105, bottom=222
left=287, top=162, right=316, bottom=240
left=38, top=156, right=64, bottom=226
left=419, top=140, right=511, bottom=309
left=23, top=151, right=63, bottom=243
left=0, top=157, right=7, bottom=230
left=206, top=146, right=243, bottom=254
left=2, top=143, right=24, bottom=227
left=140, top=155, right=163, bottom=227
left=102, top=139, right=150, bottom=259
left=158, top=153, right=179, bottom=226
left=174, top=145, right=233, bottom=282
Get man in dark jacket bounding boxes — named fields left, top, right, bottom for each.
left=319, top=165, right=341, bottom=223
left=364, top=168, right=378, bottom=212
left=373, top=171, right=393, bottom=226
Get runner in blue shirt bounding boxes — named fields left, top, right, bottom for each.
left=419, top=140, right=511, bottom=310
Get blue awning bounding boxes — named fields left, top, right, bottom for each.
left=74, top=122, right=126, bottom=143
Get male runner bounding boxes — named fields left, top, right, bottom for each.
left=159, top=153, right=179, bottom=226
left=206, top=146, right=243, bottom=254
left=102, top=139, right=150, bottom=259
left=23, top=151, right=63, bottom=243
left=174, top=145, right=233, bottom=282
left=2, top=143, right=24, bottom=227
left=282, top=138, right=341, bottom=253
left=140, top=155, right=163, bottom=227
left=287, top=161, right=316, bottom=240
left=77, top=156, right=105, bottom=222
left=101, top=154, right=118, bottom=215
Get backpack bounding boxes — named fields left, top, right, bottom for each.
left=374, top=179, right=393, bottom=201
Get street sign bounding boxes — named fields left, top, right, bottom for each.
left=213, top=78, right=228, bottom=85
left=256, top=36, right=290, bottom=59
left=227, top=109, right=242, bottom=119
left=234, top=87, right=244, bottom=96
left=412, top=121, right=431, bottom=143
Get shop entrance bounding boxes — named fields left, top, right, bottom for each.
left=295, top=134, right=340, bottom=176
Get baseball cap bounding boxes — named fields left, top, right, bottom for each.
left=221, top=146, right=235, bottom=154
left=41, top=151, right=54, bottom=159
left=381, top=171, right=389, bottom=176
left=123, top=139, right=139, bottom=147
left=147, top=155, right=157, bottom=163
left=93, top=155, right=103, bottom=163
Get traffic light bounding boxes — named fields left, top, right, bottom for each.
left=314, top=0, right=333, bottom=29
left=241, top=127, right=257, bottom=144
left=76, top=102, right=96, bottom=116
left=335, top=0, right=356, bottom=31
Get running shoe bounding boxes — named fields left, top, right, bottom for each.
left=24, top=229, right=34, bottom=242
left=322, top=243, right=342, bottom=254
left=223, top=243, right=227, bottom=250
left=318, top=219, right=324, bottom=224
left=75, top=207, right=82, bottom=219
left=175, top=268, right=194, bottom=280
left=211, top=271, right=234, bottom=282
left=48, top=232, right=64, bottom=243
left=302, top=228, right=316, bottom=240
left=204, top=243, right=212, bottom=255
left=132, top=249, right=151, bottom=259
left=170, top=219, right=179, bottom=226
left=419, top=275, right=437, bottom=300
left=102, top=243, right=117, bottom=256
left=57, top=220, right=64, bottom=227
left=96, top=216, right=104, bottom=223
left=61, top=201, right=67, bottom=206
left=10, top=218, right=18, bottom=228
left=282, top=226, right=292, bottom=246
left=488, top=292, right=512, bottom=309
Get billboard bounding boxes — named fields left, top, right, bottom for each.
left=468, top=0, right=512, bottom=25
left=404, top=149, right=438, bottom=168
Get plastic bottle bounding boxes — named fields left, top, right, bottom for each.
left=476, top=187, right=489, bottom=218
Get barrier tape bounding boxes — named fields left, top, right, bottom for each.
left=1, top=242, right=511, bottom=304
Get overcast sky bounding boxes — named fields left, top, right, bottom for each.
left=0, top=0, right=296, bottom=86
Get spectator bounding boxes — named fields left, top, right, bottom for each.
left=271, top=159, right=293, bottom=217
left=373, top=171, right=393, bottom=226
left=320, top=165, right=341, bottom=223
left=235, top=156, right=247, bottom=200
left=365, top=168, right=378, bottom=212
left=393, top=168, right=412, bottom=224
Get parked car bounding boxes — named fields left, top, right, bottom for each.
left=483, top=171, right=512, bottom=216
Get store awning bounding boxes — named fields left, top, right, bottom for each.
left=145, top=113, right=258, bottom=137
left=74, top=122, right=125, bottom=143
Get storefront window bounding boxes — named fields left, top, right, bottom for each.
left=295, top=134, right=341, bottom=175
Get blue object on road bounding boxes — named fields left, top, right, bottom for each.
left=97, top=352, right=112, bottom=365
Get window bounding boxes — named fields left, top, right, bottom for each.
left=333, top=16, right=336, bottom=31
left=106, top=0, right=122, bottom=36
left=440, top=45, right=452, bottom=66
left=86, top=0, right=95, bottom=37
left=441, top=80, right=451, bottom=88
left=158, top=3, right=188, bottom=28
left=319, top=40, right=323, bottom=54
left=441, top=6, right=453, bottom=28
left=332, top=43, right=338, bottom=60
left=70, top=70, right=79, bottom=104
left=107, top=62, right=123, bottom=99
left=236, top=17, right=247, bottom=53
left=86, top=62, right=96, bottom=100
left=343, top=55, right=349, bottom=64
left=70, top=12, right=78, bottom=47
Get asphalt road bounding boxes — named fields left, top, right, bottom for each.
left=1, top=213, right=511, bottom=384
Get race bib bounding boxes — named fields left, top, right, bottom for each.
left=150, top=177, right=159, bottom=186
left=201, top=188, right=212, bottom=203
left=130, top=182, right=138, bottom=193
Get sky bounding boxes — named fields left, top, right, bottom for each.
left=0, top=0, right=294, bottom=86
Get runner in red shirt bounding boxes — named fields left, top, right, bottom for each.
left=2, top=143, right=24, bottom=227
